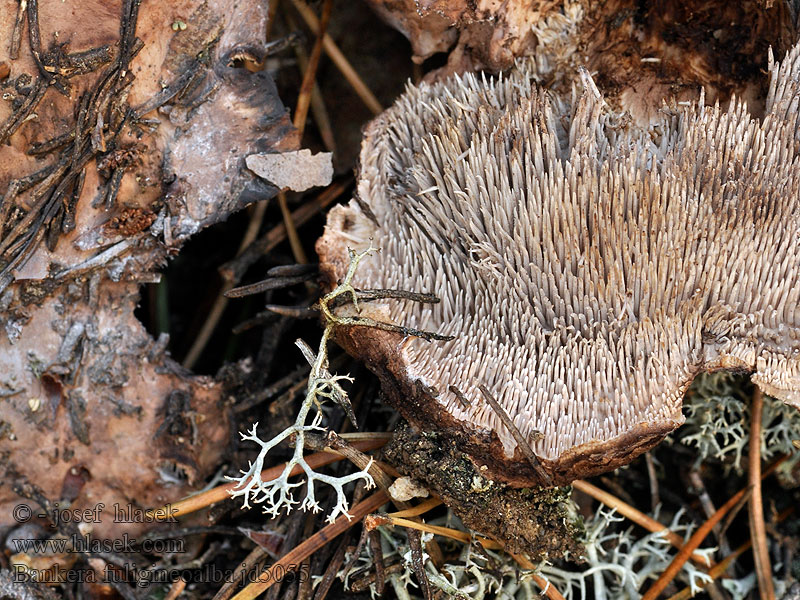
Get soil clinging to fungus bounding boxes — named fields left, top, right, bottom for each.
left=318, top=43, right=800, bottom=487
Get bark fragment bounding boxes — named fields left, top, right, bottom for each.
left=0, top=0, right=298, bottom=538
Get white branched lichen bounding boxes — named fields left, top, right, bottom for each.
left=227, top=248, right=379, bottom=523
left=537, top=507, right=719, bottom=600
left=678, top=374, right=750, bottom=471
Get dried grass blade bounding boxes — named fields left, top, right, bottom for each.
left=748, top=387, right=775, bottom=599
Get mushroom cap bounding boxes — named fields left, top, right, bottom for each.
left=317, top=44, right=800, bottom=486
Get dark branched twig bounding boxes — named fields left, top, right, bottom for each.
left=225, top=274, right=316, bottom=298
left=9, top=0, right=27, bottom=60
left=327, top=287, right=441, bottom=309
left=367, top=529, right=386, bottom=595
left=267, top=263, right=318, bottom=277
left=319, top=253, right=454, bottom=342
left=407, top=528, right=433, bottom=600
left=312, top=534, right=350, bottom=600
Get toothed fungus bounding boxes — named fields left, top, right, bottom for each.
left=317, top=44, right=800, bottom=487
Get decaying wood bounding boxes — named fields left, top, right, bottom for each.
left=0, top=0, right=298, bottom=538
left=367, top=0, right=798, bottom=122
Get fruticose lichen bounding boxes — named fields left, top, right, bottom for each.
left=676, top=372, right=800, bottom=483
left=227, top=249, right=378, bottom=523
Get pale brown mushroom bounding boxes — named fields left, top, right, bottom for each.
left=317, top=44, right=800, bottom=487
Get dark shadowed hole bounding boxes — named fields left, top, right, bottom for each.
left=135, top=201, right=331, bottom=376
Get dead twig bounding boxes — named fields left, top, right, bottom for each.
left=226, top=273, right=316, bottom=298
left=291, top=39, right=337, bottom=153
left=407, top=528, right=432, bottom=600
left=529, top=573, right=567, bottom=600
left=184, top=178, right=348, bottom=367
left=645, top=452, right=660, bottom=513
left=573, top=479, right=716, bottom=567
left=312, top=534, right=350, bottom=600
left=276, top=0, right=333, bottom=267
left=230, top=490, right=390, bottom=600
left=386, top=498, right=443, bottom=518
left=163, top=579, right=186, bottom=600
left=9, top=0, right=27, bottom=59
left=293, top=0, right=332, bottom=136
left=368, top=529, right=386, bottom=595
left=182, top=200, right=269, bottom=369
left=221, top=179, right=350, bottom=282
left=365, top=513, right=564, bottom=599
left=477, top=384, right=552, bottom=485
left=641, top=454, right=789, bottom=600
left=641, top=488, right=750, bottom=600
left=212, top=545, right=268, bottom=600
left=289, top=0, right=383, bottom=115
left=688, top=469, right=731, bottom=557
left=666, top=506, right=795, bottom=600
left=277, top=191, right=307, bottom=265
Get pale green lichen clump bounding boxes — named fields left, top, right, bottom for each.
left=677, top=372, right=800, bottom=482
left=339, top=506, right=718, bottom=600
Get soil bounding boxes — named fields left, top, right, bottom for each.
left=384, top=425, right=584, bottom=560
